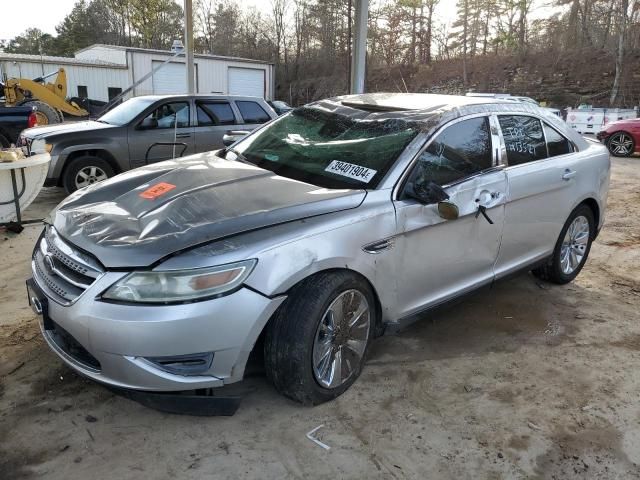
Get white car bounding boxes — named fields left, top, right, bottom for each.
left=28, top=93, right=610, bottom=406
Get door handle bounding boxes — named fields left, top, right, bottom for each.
left=475, top=190, right=501, bottom=206
left=175, top=133, right=191, bottom=139
left=562, top=169, right=576, bottom=181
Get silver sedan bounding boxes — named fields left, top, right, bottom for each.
left=28, top=93, right=610, bottom=405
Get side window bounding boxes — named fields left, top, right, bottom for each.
left=236, top=101, right=271, bottom=124
left=544, top=123, right=574, bottom=157
left=409, top=116, right=492, bottom=187
left=196, top=102, right=236, bottom=126
left=140, top=102, right=190, bottom=129
left=498, top=115, right=547, bottom=165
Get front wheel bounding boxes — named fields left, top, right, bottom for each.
left=607, top=132, right=635, bottom=157
left=62, top=155, right=114, bottom=193
left=533, top=204, right=595, bottom=284
left=264, top=271, right=375, bottom=405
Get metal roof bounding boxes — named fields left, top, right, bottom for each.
left=75, top=44, right=274, bottom=65
left=0, top=52, right=126, bottom=68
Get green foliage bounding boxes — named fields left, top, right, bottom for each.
left=4, top=28, right=55, bottom=55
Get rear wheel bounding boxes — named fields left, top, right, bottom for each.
left=607, top=132, right=634, bottom=157
left=264, top=271, right=375, bottom=405
left=532, top=204, right=595, bottom=284
left=19, top=100, right=62, bottom=125
left=62, top=155, right=114, bottom=193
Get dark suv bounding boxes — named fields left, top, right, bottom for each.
left=19, top=94, right=277, bottom=192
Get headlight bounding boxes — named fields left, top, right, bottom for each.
left=29, top=138, right=50, bottom=154
left=102, top=259, right=257, bottom=304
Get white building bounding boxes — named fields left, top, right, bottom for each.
left=0, top=44, right=275, bottom=103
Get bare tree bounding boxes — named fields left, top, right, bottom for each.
left=610, top=0, right=631, bottom=105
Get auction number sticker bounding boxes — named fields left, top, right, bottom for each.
left=325, top=160, right=377, bottom=183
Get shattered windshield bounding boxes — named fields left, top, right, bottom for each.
left=228, top=105, right=420, bottom=189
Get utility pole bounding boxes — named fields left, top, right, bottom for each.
left=184, top=0, right=195, bottom=94
left=350, top=0, right=369, bottom=94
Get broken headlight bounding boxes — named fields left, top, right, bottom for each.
left=102, top=259, right=257, bottom=304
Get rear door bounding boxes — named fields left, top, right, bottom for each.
left=493, top=114, right=579, bottom=277
left=127, top=100, right=195, bottom=168
left=194, top=100, right=241, bottom=152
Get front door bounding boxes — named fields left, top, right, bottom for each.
left=128, top=101, right=195, bottom=169
left=493, top=115, right=580, bottom=277
left=392, top=115, right=507, bottom=319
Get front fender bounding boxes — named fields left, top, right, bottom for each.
left=244, top=191, right=399, bottom=321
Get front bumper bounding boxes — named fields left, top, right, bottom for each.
left=32, top=270, right=285, bottom=391
left=596, top=131, right=609, bottom=143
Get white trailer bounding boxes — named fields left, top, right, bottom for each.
left=566, top=107, right=638, bottom=134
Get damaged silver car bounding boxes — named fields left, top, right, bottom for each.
left=27, top=93, right=610, bottom=405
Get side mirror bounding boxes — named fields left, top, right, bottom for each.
left=406, top=180, right=450, bottom=205
left=437, top=201, right=459, bottom=220
left=139, top=117, right=158, bottom=130
left=222, top=130, right=249, bottom=146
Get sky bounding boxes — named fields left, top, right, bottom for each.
left=1, top=0, right=557, bottom=44
left=0, top=0, right=459, bottom=42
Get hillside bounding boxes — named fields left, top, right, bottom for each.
left=281, top=49, right=640, bottom=109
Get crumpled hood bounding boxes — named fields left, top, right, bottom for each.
left=24, top=120, right=115, bottom=139
left=52, top=152, right=366, bottom=268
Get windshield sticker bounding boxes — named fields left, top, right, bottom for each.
left=139, top=182, right=176, bottom=199
left=325, top=160, right=377, bottom=183
left=264, top=153, right=280, bottom=162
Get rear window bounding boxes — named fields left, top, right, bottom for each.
left=499, top=115, right=547, bottom=165
left=236, top=101, right=271, bottom=124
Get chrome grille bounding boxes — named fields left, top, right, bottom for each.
left=32, top=226, right=104, bottom=305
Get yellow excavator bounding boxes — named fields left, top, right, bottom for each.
left=2, top=68, right=89, bottom=125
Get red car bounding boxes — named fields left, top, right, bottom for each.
left=597, top=118, right=640, bottom=157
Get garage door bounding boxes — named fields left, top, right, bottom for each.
left=228, top=67, right=265, bottom=97
left=152, top=62, right=188, bottom=94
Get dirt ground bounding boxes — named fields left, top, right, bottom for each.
left=1, top=157, right=639, bottom=480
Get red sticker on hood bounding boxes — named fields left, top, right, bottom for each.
left=139, top=182, right=176, bottom=199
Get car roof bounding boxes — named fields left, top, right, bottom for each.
left=316, top=92, right=588, bottom=151
left=335, top=92, right=508, bottom=112
left=132, top=94, right=267, bottom=102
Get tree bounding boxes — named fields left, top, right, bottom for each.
left=610, top=0, right=631, bottom=105
left=4, top=28, right=55, bottom=55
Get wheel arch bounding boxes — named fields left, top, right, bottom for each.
left=58, top=149, right=121, bottom=186
left=243, top=266, right=385, bottom=383
left=578, top=197, right=600, bottom=238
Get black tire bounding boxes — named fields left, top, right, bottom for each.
left=62, top=155, right=115, bottom=193
left=532, top=204, right=595, bottom=284
left=606, top=131, right=635, bottom=157
left=264, top=271, right=376, bottom=405
left=20, top=100, right=62, bottom=125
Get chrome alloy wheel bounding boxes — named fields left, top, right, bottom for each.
left=312, top=289, right=371, bottom=389
left=75, top=166, right=108, bottom=189
left=560, top=215, right=590, bottom=275
left=609, top=133, right=634, bottom=156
